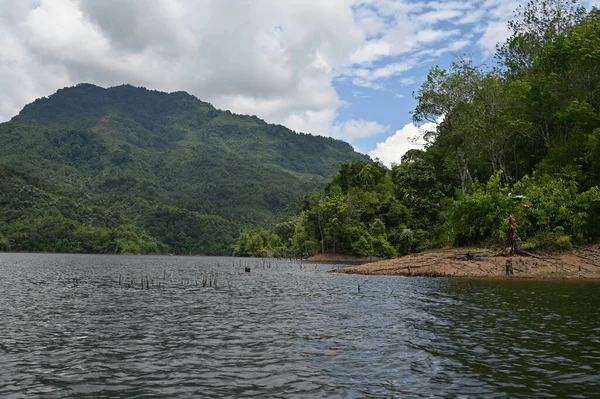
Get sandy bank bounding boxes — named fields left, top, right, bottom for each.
left=306, top=254, right=381, bottom=263
left=332, top=247, right=600, bottom=280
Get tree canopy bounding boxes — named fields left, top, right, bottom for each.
left=235, top=0, right=600, bottom=258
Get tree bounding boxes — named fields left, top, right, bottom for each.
left=392, top=157, right=442, bottom=230
left=497, top=0, right=587, bottom=75
left=0, top=232, right=9, bottom=251
left=231, top=2, right=600, bottom=256
left=455, top=74, right=533, bottom=182
left=412, top=58, right=484, bottom=191
left=413, top=58, right=482, bottom=136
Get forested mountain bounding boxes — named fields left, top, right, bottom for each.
left=0, top=84, right=369, bottom=254
left=234, top=0, right=600, bottom=259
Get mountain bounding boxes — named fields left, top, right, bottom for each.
left=0, top=84, right=369, bottom=254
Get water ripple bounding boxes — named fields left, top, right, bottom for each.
left=0, top=253, right=599, bottom=398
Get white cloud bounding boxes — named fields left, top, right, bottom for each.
left=415, top=28, right=461, bottom=44
left=4, top=0, right=596, bottom=145
left=369, top=121, right=438, bottom=166
left=417, top=9, right=464, bottom=24
left=353, top=5, right=388, bottom=38
left=350, top=40, right=391, bottom=64
left=399, top=77, right=415, bottom=87
left=476, top=20, right=511, bottom=54
left=0, top=0, right=364, bottom=136
left=431, top=38, right=472, bottom=57
left=331, top=119, right=388, bottom=140
left=457, top=8, right=486, bottom=25
left=344, top=58, right=419, bottom=90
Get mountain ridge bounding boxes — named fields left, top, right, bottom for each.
left=0, top=83, right=370, bottom=254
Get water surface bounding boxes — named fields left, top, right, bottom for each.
left=1, top=253, right=599, bottom=398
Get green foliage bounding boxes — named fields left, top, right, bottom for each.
left=513, top=175, right=600, bottom=241
left=233, top=231, right=265, bottom=257
left=235, top=159, right=442, bottom=259
left=7, top=2, right=600, bottom=256
left=444, top=173, right=518, bottom=246
left=523, top=231, right=573, bottom=252
left=443, top=171, right=600, bottom=248
left=0, top=232, right=9, bottom=251
left=372, top=236, right=398, bottom=258
left=232, top=228, right=290, bottom=258
left=238, top=2, right=600, bottom=256
left=389, top=228, right=413, bottom=256
left=0, top=84, right=367, bottom=255
left=352, top=235, right=372, bottom=257
left=497, top=0, right=586, bottom=75
left=396, top=0, right=600, bottom=250
left=392, top=156, right=443, bottom=231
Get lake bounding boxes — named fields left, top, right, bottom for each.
left=0, top=253, right=599, bottom=398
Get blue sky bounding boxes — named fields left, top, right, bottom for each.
left=1, top=0, right=599, bottom=166
left=334, top=40, right=478, bottom=161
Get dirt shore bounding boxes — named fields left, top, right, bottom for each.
left=307, top=254, right=381, bottom=263
left=333, top=247, right=600, bottom=279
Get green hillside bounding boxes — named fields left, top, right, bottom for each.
left=0, top=84, right=369, bottom=254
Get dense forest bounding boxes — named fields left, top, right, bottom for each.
left=0, top=85, right=368, bottom=255
left=233, top=0, right=600, bottom=258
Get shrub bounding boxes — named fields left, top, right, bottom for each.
left=514, top=175, right=600, bottom=242
left=523, top=231, right=572, bottom=252
left=372, top=236, right=397, bottom=258
left=443, top=172, right=517, bottom=246
left=0, top=232, right=9, bottom=251
left=352, top=235, right=372, bottom=257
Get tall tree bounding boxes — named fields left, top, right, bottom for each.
left=497, top=0, right=586, bottom=75
left=412, top=58, right=484, bottom=191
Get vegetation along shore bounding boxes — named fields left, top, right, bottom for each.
left=233, top=1, right=600, bottom=265
left=0, top=0, right=599, bottom=261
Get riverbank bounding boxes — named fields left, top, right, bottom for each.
left=333, top=247, right=600, bottom=279
left=306, top=254, right=381, bottom=263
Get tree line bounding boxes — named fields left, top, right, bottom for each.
left=234, top=0, right=600, bottom=258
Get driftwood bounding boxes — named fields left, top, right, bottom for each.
left=571, top=253, right=600, bottom=268
left=574, top=245, right=600, bottom=253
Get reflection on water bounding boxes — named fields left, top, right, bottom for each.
left=0, top=253, right=599, bottom=398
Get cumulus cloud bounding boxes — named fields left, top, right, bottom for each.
left=369, top=121, right=438, bottom=167
left=3, top=0, right=588, bottom=143
left=331, top=119, right=388, bottom=140
left=0, top=0, right=364, bottom=138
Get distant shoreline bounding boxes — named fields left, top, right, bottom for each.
left=332, top=247, right=600, bottom=280
left=306, top=254, right=381, bottom=263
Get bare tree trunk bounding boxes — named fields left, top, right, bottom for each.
left=316, top=208, right=325, bottom=254
left=507, top=215, right=524, bottom=256
left=457, top=152, right=474, bottom=192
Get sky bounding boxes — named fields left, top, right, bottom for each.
left=1, top=0, right=599, bottom=166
